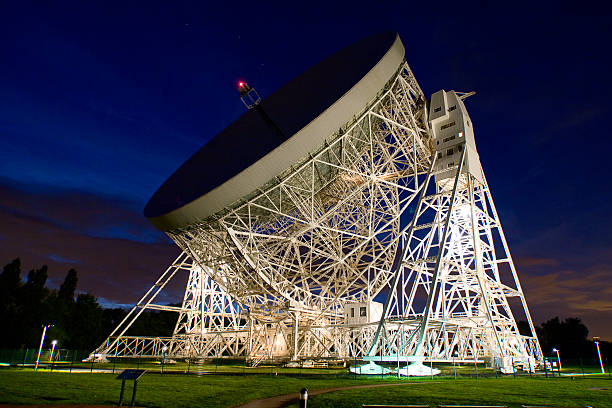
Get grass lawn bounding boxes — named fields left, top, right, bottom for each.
left=0, top=370, right=399, bottom=407
left=0, top=370, right=610, bottom=408
left=70, top=360, right=350, bottom=376
left=289, top=376, right=612, bottom=408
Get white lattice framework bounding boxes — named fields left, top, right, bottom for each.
left=168, top=62, right=430, bottom=322
left=365, top=150, right=543, bottom=366
left=92, top=60, right=542, bottom=369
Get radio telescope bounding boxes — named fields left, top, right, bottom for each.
left=93, top=32, right=543, bottom=374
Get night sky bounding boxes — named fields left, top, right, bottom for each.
left=1, top=3, right=611, bottom=339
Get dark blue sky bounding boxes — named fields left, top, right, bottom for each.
left=1, top=3, right=611, bottom=338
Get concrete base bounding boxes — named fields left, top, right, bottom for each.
left=349, top=361, right=393, bottom=375
left=398, top=361, right=441, bottom=376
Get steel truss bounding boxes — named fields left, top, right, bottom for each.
left=364, top=149, right=542, bottom=371
left=93, top=61, right=542, bottom=370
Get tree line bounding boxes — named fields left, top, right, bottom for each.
left=0, top=258, right=609, bottom=360
left=0, top=258, right=176, bottom=350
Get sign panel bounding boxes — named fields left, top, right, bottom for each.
left=116, top=369, right=146, bottom=380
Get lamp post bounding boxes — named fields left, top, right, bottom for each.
left=593, top=337, right=605, bottom=374
left=35, top=324, right=53, bottom=372
left=552, top=348, right=562, bottom=371
left=50, top=340, right=58, bottom=372
left=299, top=387, right=308, bottom=408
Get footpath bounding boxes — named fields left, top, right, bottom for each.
left=234, top=381, right=436, bottom=408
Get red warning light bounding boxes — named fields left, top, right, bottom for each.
left=238, top=81, right=245, bottom=88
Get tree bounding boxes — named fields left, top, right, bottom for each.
left=50, top=269, right=80, bottom=346
left=15, top=266, right=52, bottom=347
left=516, top=320, right=533, bottom=336
left=67, top=293, right=103, bottom=350
left=58, top=269, right=78, bottom=303
left=0, top=258, right=22, bottom=294
left=537, top=316, right=589, bottom=358
left=0, top=259, right=23, bottom=347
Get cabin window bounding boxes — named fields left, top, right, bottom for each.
left=360, top=307, right=367, bottom=317
left=441, top=121, right=456, bottom=130
left=351, top=308, right=355, bottom=317
left=449, top=105, right=456, bottom=112
left=447, top=148, right=454, bottom=156
left=434, top=107, right=441, bottom=112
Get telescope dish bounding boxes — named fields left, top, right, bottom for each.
left=145, top=32, right=404, bottom=231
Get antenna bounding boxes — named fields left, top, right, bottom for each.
left=456, top=91, right=476, bottom=100
left=237, top=81, right=261, bottom=109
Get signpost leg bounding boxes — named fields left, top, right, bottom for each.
left=118, top=379, right=126, bottom=406
left=130, top=380, right=138, bottom=407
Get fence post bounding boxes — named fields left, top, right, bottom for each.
left=22, top=349, right=29, bottom=370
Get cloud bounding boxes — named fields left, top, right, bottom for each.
left=515, top=256, right=560, bottom=268
left=48, top=254, right=79, bottom=264
left=0, top=179, right=167, bottom=244
left=518, top=261, right=612, bottom=339
left=0, top=181, right=182, bottom=305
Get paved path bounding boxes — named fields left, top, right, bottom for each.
left=234, top=381, right=437, bottom=408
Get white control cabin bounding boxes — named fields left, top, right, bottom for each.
left=344, top=301, right=383, bottom=325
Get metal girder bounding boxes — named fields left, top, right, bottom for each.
left=92, top=61, right=542, bottom=371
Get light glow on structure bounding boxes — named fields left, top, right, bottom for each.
left=92, top=58, right=542, bottom=375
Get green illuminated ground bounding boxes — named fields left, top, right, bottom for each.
left=0, top=369, right=609, bottom=407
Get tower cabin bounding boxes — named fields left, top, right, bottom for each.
left=429, top=90, right=484, bottom=185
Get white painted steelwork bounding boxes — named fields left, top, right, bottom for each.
left=92, top=36, right=542, bottom=372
